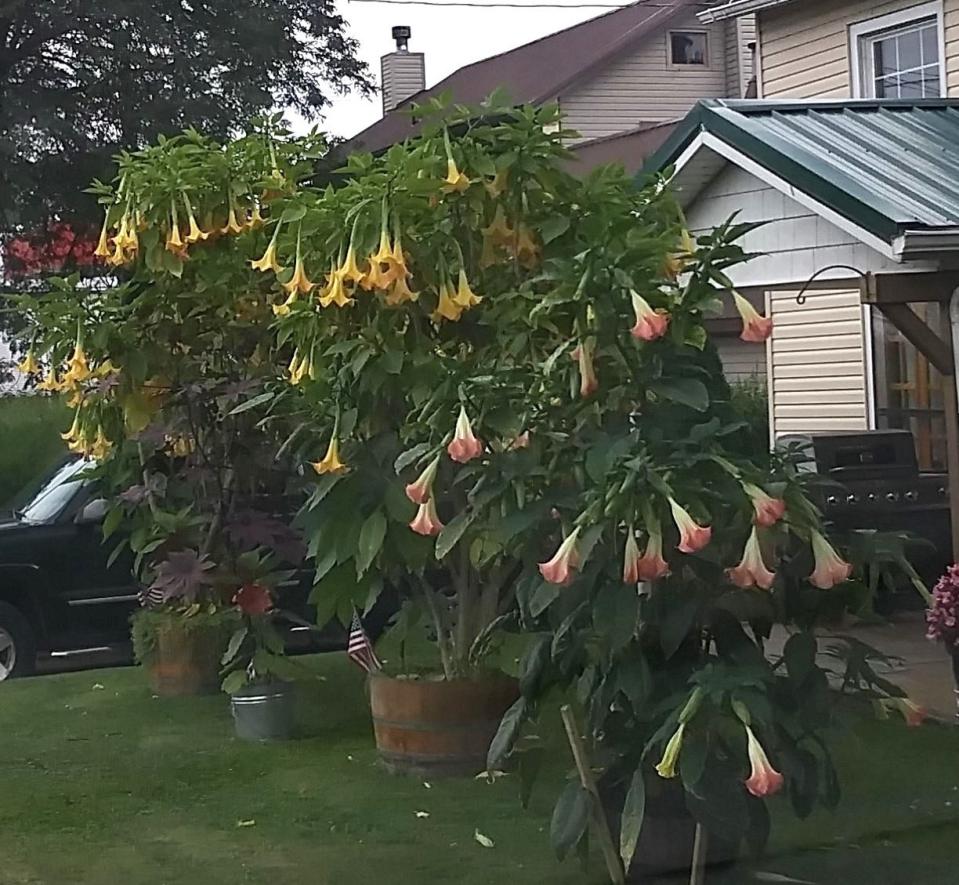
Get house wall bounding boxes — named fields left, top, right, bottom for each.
left=560, top=12, right=729, bottom=141
left=758, top=0, right=959, bottom=98
left=725, top=14, right=757, bottom=97
left=716, top=336, right=766, bottom=382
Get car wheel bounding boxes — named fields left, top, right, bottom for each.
left=0, top=602, right=37, bottom=681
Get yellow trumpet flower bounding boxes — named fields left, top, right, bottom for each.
left=272, top=288, right=300, bottom=317
left=36, top=368, right=62, bottom=392
left=360, top=258, right=389, bottom=292
left=95, top=359, right=120, bottom=378
left=246, top=202, right=265, bottom=230
left=311, top=436, right=348, bottom=475
left=16, top=350, right=40, bottom=376
left=318, top=269, right=353, bottom=308
left=61, top=408, right=83, bottom=443
left=485, top=169, right=509, bottom=199
left=431, top=280, right=464, bottom=323
left=482, top=206, right=514, bottom=247
left=453, top=268, right=482, bottom=309
left=283, top=253, right=315, bottom=295
left=338, top=246, right=367, bottom=287
left=250, top=235, right=284, bottom=274
left=166, top=224, right=184, bottom=254
left=514, top=225, right=539, bottom=269
left=442, top=157, right=470, bottom=193
left=89, top=427, right=112, bottom=461
left=220, top=203, right=245, bottom=236
left=63, top=342, right=91, bottom=385
left=390, top=234, right=409, bottom=278
left=385, top=274, right=419, bottom=306
left=93, top=215, right=113, bottom=259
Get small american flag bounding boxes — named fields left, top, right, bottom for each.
left=347, top=608, right=382, bottom=673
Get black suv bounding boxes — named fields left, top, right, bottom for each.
left=0, top=458, right=335, bottom=680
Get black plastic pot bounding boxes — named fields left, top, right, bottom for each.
left=230, top=681, right=295, bottom=741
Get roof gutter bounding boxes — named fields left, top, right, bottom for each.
left=896, top=229, right=959, bottom=257
left=698, top=0, right=795, bottom=23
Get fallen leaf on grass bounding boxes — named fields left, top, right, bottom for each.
left=92, top=683, right=105, bottom=690
left=476, top=769, right=508, bottom=783
left=415, top=811, right=430, bottom=819
left=236, top=819, right=256, bottom=828
left=423, top=782, right=432, bottom=790
left=474, top=830, right=494, bottom=849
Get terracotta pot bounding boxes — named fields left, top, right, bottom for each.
left=369, top=672, right=519, bottom=777
left=148, top=624, right=225, bottom=697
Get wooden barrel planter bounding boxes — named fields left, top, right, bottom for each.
left=148, top=625, right=224, bottom=697
left=369, top=673, right=519, bottom=777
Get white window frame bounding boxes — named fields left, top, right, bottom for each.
left=667, top=30, right=710, bottom=69
left=849, top=1, right=946, bottom=98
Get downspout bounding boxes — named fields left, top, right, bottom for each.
left=946, top=290, right=959, bottom=562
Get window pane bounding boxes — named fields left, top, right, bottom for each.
left=670, top=32, right=707, bottom=65
left=922, top=23, right=939, bottom=65
left=873, top=38, right=897, bottom=77
left=897, top=28, right=922, bottom=71
left=924, top=72, right=941, bottom=97
left=899, top=70, right=924, bottom=98
left=875, top=74, right=898, bottom=98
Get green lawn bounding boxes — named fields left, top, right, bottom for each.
left=0, top=655, right=956, bottom=885
left=0, top=394, right=69, bottom=505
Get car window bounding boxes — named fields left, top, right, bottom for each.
left=17, top=457, right=92, bottom=524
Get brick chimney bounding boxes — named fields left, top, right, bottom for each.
left=380, top=26, right=425, bottom=115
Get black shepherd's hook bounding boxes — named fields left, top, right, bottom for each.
left=794, top=264, right=869, bottom=305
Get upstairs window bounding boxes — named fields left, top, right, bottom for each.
left=669, top=31, right=708, bottom=67
left=852, top=3, right=944, bottom=98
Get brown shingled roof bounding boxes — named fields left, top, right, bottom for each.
left=344, top=0, right=695, bottom=154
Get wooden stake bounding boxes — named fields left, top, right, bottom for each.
left=689, top=823, right=709, bottom=885
left=560, top=704, right=625, bottom=885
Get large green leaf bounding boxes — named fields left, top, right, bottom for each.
left=486, top=696, right=527, bottom=770
left=356, top=510, right=387, bottom=576
left=619, top=766, right=646, bottom=870
left=784, top=630, right=817, bottom=689
left=550, top=781, right=590, bottom=860
left=593, top=582, right=638, bottom=652
left=651, top=377, right=709, bottom=411
left=519, top=634, right=551, bottom=698
left=435, top=509, right=476, bottom=560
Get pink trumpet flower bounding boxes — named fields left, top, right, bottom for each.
left=808, top=531, right=853, bottom=589
left=744, top=483, right=786, bottom=527
left=509, top=430, right=531, bottom=450
left=539, top=527, right=581, bottom=585
left=733, top=292, right=773, bottom=343
left=629, top=290, right=670, bottom=341
left=409, top=498, right=444, bottom=536
left=668, top=498, right=711, bottom=554
left=743, top=725, right=785, bottom=798
left=405, top=455, right=441, bottom=504
left=570, top=342, right=598, bottom=398
left=446, top=405, right=484, bottom=463
left=622, top=530, right=642, bottom=584
left=726, top=527, right=776, bottom=590
left=637, top=530, right=670, bottom=581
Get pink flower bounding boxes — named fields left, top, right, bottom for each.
left=509, top=430, right=530, bottom=450
left=809, top=531, right=852, bottom=589
left=446, top=405, right=484, bottom=463
left=539, top=527, right=581, bottom=585
left=405, top=455, right=441, bottom=504
left=733, top=292, right=773, bottom=343
left=233, top=583, right=273, bottom=615
left=570, top=342, right=598, bottom=398
left=629, top=290, right=670, bottom=341
left=636, top=530, right=670, bottom=580
left=409, top=498, right=444, bottom=536
left=622, top=530, right=642, bottom=584
left=668, top=498, right=711, bottom=554
left=743, top=725, right=784, bottom=798
left=744, top=483, right=786, bottom=527
left=726, top=528, right=776, bottom=590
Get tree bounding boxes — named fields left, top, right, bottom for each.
left=0, top=0, right=371, bottom=231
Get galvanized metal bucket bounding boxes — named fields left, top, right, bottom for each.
left=230, top=681, right=295, bottom=741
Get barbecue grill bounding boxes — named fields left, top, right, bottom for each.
left=778, top=430, right=951, bottom=588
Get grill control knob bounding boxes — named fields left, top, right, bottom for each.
left=939, top=486, right=948, bottom=498
left=904, top=490, right=919, bottom=502
left=826, top=495, right=839, bottom=506
left=885, top=491, right=900, bottom=503
left=867, top=493, right=879, bottom=503
left=846, top=493, right=859, bottom=505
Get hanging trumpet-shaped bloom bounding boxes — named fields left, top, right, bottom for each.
left=36, top=368, right=62, bottom=392
left=409, top=497, right=445, bottom=536
left=879, top=696, right=926, bottom=727
left=447, top=405, right=484, bottom=463
left=62, top=342, right=90, bottom=386
left=16, top=350, right=39, bottom=376
left=669, top=498, right=711, bottom=554
left=283, top=233, right=315, bottom=296
left=220, top=199, right=246, bottom=236
left=166, top=223, right=184, bottom=254
left=385, top=274, right=419, bottom=306
left=482, top=205, right=514, bottom=248
left=318, top=266, right=354, bottom=308
left=338, top=245, right=367, bottom=287
left=366, top=227, right=399, bottom=287
left=655, top=722, right=685, bottom=779
left=93, top=214, right=112, bottom=259
left=250, top=221, right=284, bottom=273
left=538, top=527, right=582, bottom=585
left=742, top=483, right=786, bottom=527
left=486, top=169, right=509, bottom=198
left=629, top=290, right=670, bottom=341
left=182, top=194, right=209, bottom=244
left=89, top=426, right=112, bottom=461
left=622, top=529, right=643, bottom=584
left=636, top=529, right=671, bottom=581
left=570, top=341, right=598, bottom=398
left=431, top=280, right=465, bottom=323
left=405, top=455, right=441, bottom=504
left=509, top=430, right=531, bottom=450
left=453, top=268, right=482, bottom=309
left=61, top=409, right=83, bottom=444
left=272, top=288, right=300, bottom=317
left=287, top=349, right=312, bottom=386
left=442, top=157, right=470, bottom=193
left=743, top=725, right=785, bottom=798
left=246, top=202, right=265, bottom=230
left=311, top=435, right=348, bottom=475
left=726, top=527, right=776, bottom=591
left=733, top=291, right=773, bottom=343
left=808, top=531, right=853, bottom=589
left=514, top=225, right=539, bottom=269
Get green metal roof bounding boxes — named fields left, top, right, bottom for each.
left=645, top=99, right=959, bottom=246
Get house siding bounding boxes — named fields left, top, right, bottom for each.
left=725, top=14, right=757, bottom=97
left=560, top=13, right=729, bottom=141
left=759, top=0, right=959, bottom=98
left=716, top=336, right=766, bottom=382
left=768, top=290, right=869, bottom=436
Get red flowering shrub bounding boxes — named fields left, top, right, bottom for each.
left=2, top=223, right=98, bottom=279
left=926, top=564, right=959, bottom=649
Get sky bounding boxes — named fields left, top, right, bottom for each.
left=312, top=0, right=609, bottom=138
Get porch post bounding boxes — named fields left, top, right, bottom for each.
left=942, top=369, right=959, bottom=563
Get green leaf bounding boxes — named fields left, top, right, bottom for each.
left=680, top=728, right=708, bottom=790
left=684, top=325, right=707, bottom=351
left=221, top=627, right=249, bottom=665
left=356, top=510, right=387, bottom=576
left=519, top=634, right=551, bottom=698
left=379, top=350, right=404, bottom=374
left=101, top=506, right=123, bottom=541
left=593, top=582, right=638, bottom=652
left=394, top=442, right=431, bottom=474
left=280, top=204, right=307, bottom=223
left=221, top=669, right=247, bottom=695
left=529, top=579, right=560, bottom=618
left=486, top=696, right=527, bottom=770
left=651, top=377, right=709, bottom=411
left=227, top=390, right=273, bottom=415
left=517, top=746, right=545, bottom=810
left=784, top=631, right=818, bottom=689
left=616, top=654, right=652, bottom=713
left=539, top=214, right=570, bottom=245
left=619, top=766, right=646, bottom=870
left=550, top=782, right=590, bottom=860
left=435, top=509, right=476, bottom=560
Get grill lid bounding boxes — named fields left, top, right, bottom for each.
left=777, top=430, right=919, bottom=479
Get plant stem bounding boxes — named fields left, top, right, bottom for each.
left=421, top=580, right=454, bottom=680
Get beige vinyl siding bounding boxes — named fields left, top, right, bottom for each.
left=560, top=14, right=728, bottom=141
left=725, top=14, right=757, bottom=97
left=768, top=290, right=868, bottom=437
left=716, top=337, right=767, bottom=383
left=759, top=0, right=959, bottom=99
